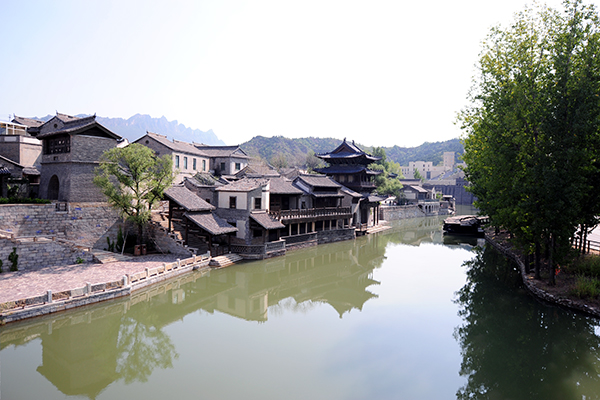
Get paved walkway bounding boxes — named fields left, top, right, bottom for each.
left=0, top=254, right=182, bottom=304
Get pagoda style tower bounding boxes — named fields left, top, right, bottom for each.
left=315, top=139, right=381, bottom=194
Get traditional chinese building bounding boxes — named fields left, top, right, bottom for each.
left=314, top=139, right=384, bottom=229
left=314, top=139, right=381, bottom=194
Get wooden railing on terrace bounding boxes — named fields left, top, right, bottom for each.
left=573, top=237, right=600, bottom=255
left=269, top=207, right=351, bottom=220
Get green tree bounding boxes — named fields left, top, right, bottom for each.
left=370, top=147, right=403, bottom=200
left=460, top=0, right=600, bottom=284
left=94, top=143, right=174, bottom=245
left=305, top=150, right=323, bottom=172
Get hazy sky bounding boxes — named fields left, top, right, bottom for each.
left=1, top=0, right=596, bottom=147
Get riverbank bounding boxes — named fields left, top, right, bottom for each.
left=0, top=253, right=210, bottom=324
left=485, top=230, right=600, bottom=319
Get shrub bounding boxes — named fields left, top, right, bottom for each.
left=0, top=197, right=51, bottom=205
left=570, top=275, right=600, bottom=299
left=566, top=255, right=600, bottom=278
left=8, top=248, right=18, bottom=271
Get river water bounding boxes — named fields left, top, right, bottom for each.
left=2, top=216, right=600, bottom=400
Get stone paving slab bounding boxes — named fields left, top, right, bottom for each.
left=0, top=254, right=181, bottom=304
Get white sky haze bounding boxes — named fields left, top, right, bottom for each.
left=1, top=0, right=597, bottom=147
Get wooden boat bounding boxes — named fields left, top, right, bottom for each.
left=442, top=215, right=487, bottom=236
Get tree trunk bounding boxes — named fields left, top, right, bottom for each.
left=535, top=241, right=541, bottom=280
left=548, top=234, right=556, bottom=286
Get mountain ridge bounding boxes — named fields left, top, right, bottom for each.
left=34, top=113, right=226, bottom=146
left=240, top=136, right=464, bottom=167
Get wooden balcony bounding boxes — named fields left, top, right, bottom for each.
left=269, top=207, right=352, bottom=222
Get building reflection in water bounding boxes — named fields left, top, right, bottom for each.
left=3, top=221, right=426, bottom=399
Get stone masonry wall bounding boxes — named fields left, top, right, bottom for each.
left=317, top=228, right=356, bottom=245
left=0, top=203, right=120, bottom=247
left=380, top=205, right=424, bottom=222
left=0, top=239, right=94, bottom=271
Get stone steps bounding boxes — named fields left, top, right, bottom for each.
left=92, top=250, right=133, bottom=264
left=209, top=253, right=243, bottom=268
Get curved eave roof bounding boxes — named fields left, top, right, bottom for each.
left=185, top=212, right=238, bottom=235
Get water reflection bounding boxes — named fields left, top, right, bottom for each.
left=454, top=245, right=600, bottom=399
left=1, top=227, right=397, bottom=399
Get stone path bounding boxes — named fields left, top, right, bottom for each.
left=0, top=254, right=182, bottom=304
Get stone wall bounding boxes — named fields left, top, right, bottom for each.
left=380, top=205, right=424, bottom=222
left=0, top=239, right=94, bottom=271
left=317, top=227, right=355, bottom=245
left=0, top=203, right=120, bottom=247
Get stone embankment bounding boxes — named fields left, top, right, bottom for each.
left=0, top=253, right=210, bottom=325
left=485, top=231, right=600, bottom=319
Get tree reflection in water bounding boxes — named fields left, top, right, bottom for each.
left=116, top=301, right=179, bottom=384
left=454, top=245, right=600, bottom=399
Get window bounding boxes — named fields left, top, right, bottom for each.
left=184, top=156, right=188, bottom=170
left=229, top=196, right=237, bottom=209
left=220, top=162, right=226, bottom=172
left=193, top=158, right=197, bottom=170
left=202, top=160, right=206, bottom=171
left=44, top=135, right=70, bottom=155
left=254, top=197, right=262, bottom=210
left=175, top=155, right=180, bottom=168
left=253, top=229, right=262, bottom=238
left=235, top=162, right=241, bottom=171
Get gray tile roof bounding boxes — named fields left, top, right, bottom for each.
left=12, top=116, right=44, bottom=128
left=250, top=212, right=285, bottom=230
left=268, top=177, right=303, bottom=195
left=140, top=132, right=209, bottom=157
left=194, top=145, right=249, bottom=158
left=164, top=186, right=215, bottom=211
left=185, top=174, right=222, bottom=187
left=215, top=178, right=269, bottom=192
left=185, top=212, right=238, bottom=235
left=37, top=114, right=121, bottom=140
left=296, top=174, right=341, bottom=188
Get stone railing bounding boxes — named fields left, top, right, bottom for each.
left=0, top=252, right=210, bottom=315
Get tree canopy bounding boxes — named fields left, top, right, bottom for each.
left=94, top=143, right=174, bottom=244
left=370, top=147, right=404, bottom=200
left=459, top=0, right=600, bottom=283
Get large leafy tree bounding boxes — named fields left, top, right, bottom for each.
left=94, top=143, right=174, bottom=244
left=370, top=147, right=404, bottom=199
left=460, top=0, right=600, bottom=283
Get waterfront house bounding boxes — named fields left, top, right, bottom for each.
left=214, top=178, right=284, bottom=247
left=163, top=185, right=237, bottom=254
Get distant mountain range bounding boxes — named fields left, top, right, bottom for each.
left=240, top=136, right=464, bottom=167
left=37, top=113, right=226, bottom=146
left=33, top=113, right=462, bottom=165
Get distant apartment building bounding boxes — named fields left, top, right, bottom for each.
left=401, top=151, right=455, bottom=180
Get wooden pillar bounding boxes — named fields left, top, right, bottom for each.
left=185, top=216, right=189, bottom=245
left=168, top=201, right=173, bottom=231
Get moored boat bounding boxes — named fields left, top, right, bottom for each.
left=443, top=215, right=487, bottom=236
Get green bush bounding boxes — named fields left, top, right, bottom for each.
left=570, top=275, right=600, bottom=299
left=8, top=248, right=18, bottom=271
left=0, top=197, right=51, bottom=205
left=566, top=255, right=600, bottom=277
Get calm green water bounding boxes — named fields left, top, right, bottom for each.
left=2, top=216, right=600, bottom=400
